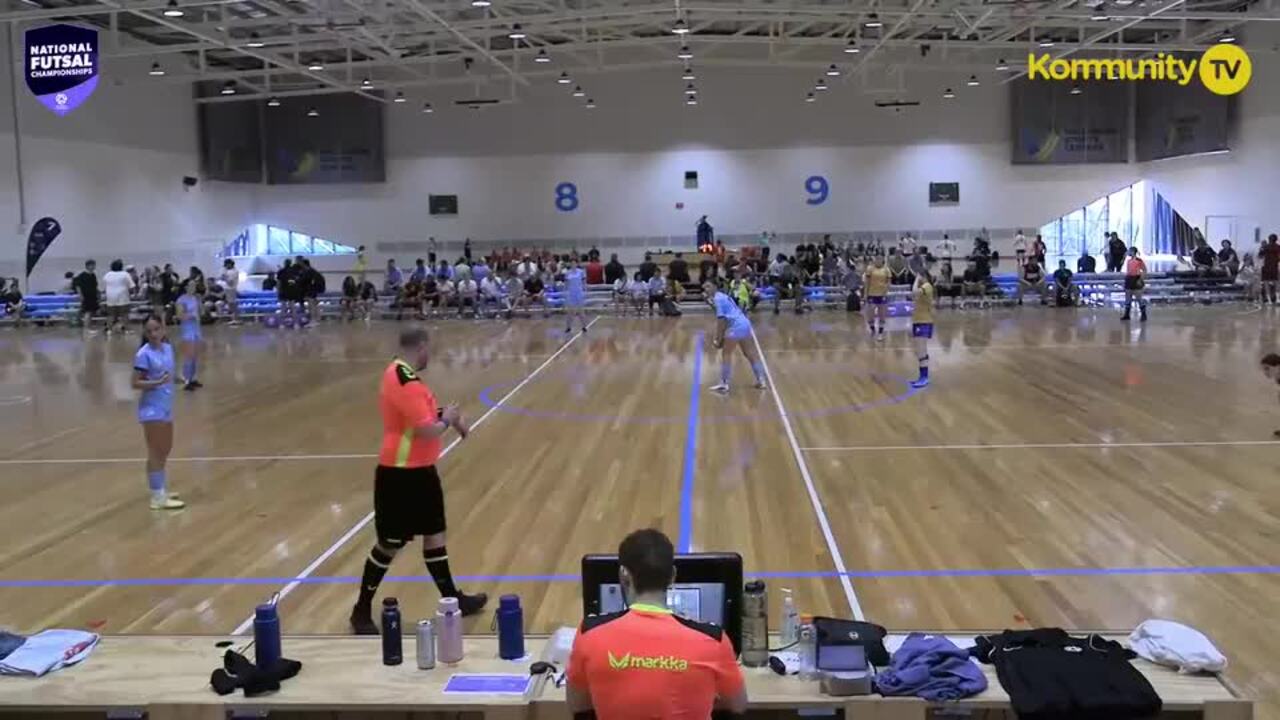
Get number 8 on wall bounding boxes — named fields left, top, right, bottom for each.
left=555, top=182, right=580, bottom=212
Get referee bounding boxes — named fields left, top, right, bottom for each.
left=350, top=328, right=488, bottom=635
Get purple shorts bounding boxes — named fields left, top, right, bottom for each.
left=912, top=323, right=934, bottom=339
left=867, top=296, right=887, bottom=305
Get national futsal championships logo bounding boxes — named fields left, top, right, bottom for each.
left=1027, top=44, right=1251, bottom=96
left=24, top=23, right=100, bottom=116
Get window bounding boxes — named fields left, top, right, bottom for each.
left=268, top=226, right=291, bottom=255
left=1039, top=181, right=1149, bottom=262
left=223, top=224, right=359, bottom=258
left=290, top=231, right=313, bottom=254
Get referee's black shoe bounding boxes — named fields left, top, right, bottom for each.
left=456, top=592, right=489, bottom=617
left=349, top=606, right=379, bottom=636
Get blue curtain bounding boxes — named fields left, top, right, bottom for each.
left=1151, top=192, right=1194, bottom=256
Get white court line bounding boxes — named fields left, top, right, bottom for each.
left=801, top=439, right=1280, bottom=452
left=749, top=328, right=864, bottom=621
left=231, top=316, right=599, bottom=635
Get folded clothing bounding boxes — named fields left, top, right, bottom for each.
left=210, top=649, right=302, bottom=697
left=1129, top=619, right=1226, bottom=674
left=0, top=630, right=98, bottom=677
left=876, top=633, right=987, bottom=701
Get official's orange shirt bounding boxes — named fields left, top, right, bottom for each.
left=378, top=358, right=441, bottom=468
left=1126, top=257, right=1147, bottom=276
left=568, top=605, right=744, bottom=720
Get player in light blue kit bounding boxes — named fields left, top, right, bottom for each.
left=703, top=280, right=767, bottom=394
left=563, top=255, right=588, bottom=335
left=133, top=315, right=185, bottom=510
left=175, top=281, right=203, bottom=391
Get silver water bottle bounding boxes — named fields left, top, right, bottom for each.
left=741, top=580, right=768, bottom=667
left=416, top=619, right=436, bottom=670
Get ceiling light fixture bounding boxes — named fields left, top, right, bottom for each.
left=246, top=33, right=265, bottom=48
left=826, top=64, right=841, bottom=76
left=996, top=58, right=1009, bottom=71
left=585, top=98, right=596, bottom=108
left=307, top=107, right=319, bottom=117
left=360, top=77, right=373, bottom=89
left=422, top=102, right=434, bottom=113
left=1038, top=38, right=1055, bottom=47
left=508, top=24, right=526, bottom=39
left=677, top=45, right=693, bottom=60
left=557, top=71, right=571, bottom=84
left=805, top=92, right=816, bottom=103
left=967, top=74, right=980, bottom=86
left=162, top=0, right=184, bottom=17
left=685, top=83, right=697, bottom=95
left=1091, top=12, right=1109, bottom=20
left=572, top=85, right=585, bottom=97
left=1070, top=83, right=1082, bottom=95
left=1219, top=31, right=1236, bottom=43
left=682, top=66, right=696, bottom=81
left=471, top=0, right=491, bottom=6
left=267, top=96, right=281, bottom=107
left=943, top=87, right=955, bottom=99
left=534, top=48, right=551, bottom=63
left=672, top=17, right=690, bottom=34
left=394, top=91, right=406, bottom=103
left=864, top=13, right=882, bottom=28
left=844, top=41, right=861, bottom=53
left=220, top=82, right=235, bottom=95
left=814, top=79, right=828, bottom=91
left=149, top=61, right=165, bottom=76
left=307, top=61, right=324, bottom=71
left=686, top=97, right=698, bottom=106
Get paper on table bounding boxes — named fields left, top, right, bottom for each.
left=443, top=673, right=533, bottom=695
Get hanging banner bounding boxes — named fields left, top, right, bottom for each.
left=24, top=24, right=99, bottom=116
left=26, top=217, right=62, bottom=278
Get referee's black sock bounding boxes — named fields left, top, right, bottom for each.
left=424, top=546, right=460, bottom=597
left=356, top=545, right=396, bottom=610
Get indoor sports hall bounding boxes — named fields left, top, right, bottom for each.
left=0, top=0, right=1277, bottom=718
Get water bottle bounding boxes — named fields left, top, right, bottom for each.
left=798, top=615, right=818, bottom=681
left=740, top=580, right=768, bottom=667
left=436, top=596, right=464, bottom=664
left=495, top=595, right=525, bottom=660
left=381, top=597, right=403, bottom=665
left=253, top=592, right=282, bottom=670
left=779, top=588, right=799, bottom=647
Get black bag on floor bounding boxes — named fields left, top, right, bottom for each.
left=845, top=292, right=861, bottom=312
left=660, top=297, right=682, bottom=317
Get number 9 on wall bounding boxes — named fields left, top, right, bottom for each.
left=805, top=175, right=829, bottom=206
left=555, top=182, right=580, bottom=212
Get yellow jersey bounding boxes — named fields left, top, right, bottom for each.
left=912, top=282, right=935, bottom=325
left=865, top=266, right=891, bottom=297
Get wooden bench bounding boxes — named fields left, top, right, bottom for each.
left=0, top=633, right=1250, bottom=720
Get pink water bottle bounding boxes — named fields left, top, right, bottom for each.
left=435, top=596, right=464, bottom=664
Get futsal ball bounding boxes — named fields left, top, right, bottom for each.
left=263, top=315, right=279, bottom=329
left=297, top=315, right=310, bottom=327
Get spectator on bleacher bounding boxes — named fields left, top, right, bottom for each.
left=480, top=274, right=504, bottom=317
left=126, top=265, right=142, bottom=300
left=516, top=255, right=538, bottom=281
left=463, top=238, right=472, bottom=261
left=1017, top=258, right=1048, bottom=306
left=629, top=271, right=649, bottom=315
left=262, top=271, right=277, bottom=292
left=221, top=259, right=241, bottom=326
left=473, top=259, right=491, bottom=284
left=801, top=246, right=820, bottom=278
left=773, top=257, right=805, bottom=315
left=354, top=245, right=368, bottom=286
left=385, top=260, right=403, bottom=295
left=301, top=258, right=325, bottom=325
left=588, top=245, right=601, bottom=263
left=668, top=253, right=690, bottom=284
left=961, top=260, right=987, bottom=308
left=73, top=260, right=100, bottom=334
left=455, top=276, right=478, bottom=318
left=1192, top=238, right=1219, bottom=275
left=666, top=274, right=686, bottom=305
left=160, top=264, right=180, bottom=309
left=604, top=254, right=626, bottom=286
left=1238, top=254, right=1260, bottom=303
left=1262, top=234, right=1280, bottom=304
left=2, top=279, right=24, bottom=325
left=639, top=253, right=659, bottom=283
left=420, top=274, right=441, bottom=318
left=907, top=246, right=929, bottom=282
left=1218, top=240, right=1240, bottom=277
left=1052, top=260, right=1080, bottom=307
left=1031, top=234, right=1047, bottom=268
left=696, top=215, right=714, bottom=250
left=341, top=276, right=360, bottom=321
left=1078, top=252, right=1097, bottom=273
left=398, top=277, right=422, bottom=320
left=102, top=259, right=135, bottom=335
left=887, top=248, right=912, bottom=285
left=646, top=271, right=666, bottom=316
left=713, top=239, right=727, bottom=266
left=357, top=279, right=377, bottom=322
left=411, top=258, right=427, bottom=283
left=523, top=273, right=547, bottom=315
left=435, top=259, right=453, bottom=282
left=697, top=254, right=718, bottom=285
left=585, top=255, right=605, bottom=285
left=503, top=272, right=524, bottom=319
left=1106, top=232, right=1127, bottom=272
left=276, top=258, right=295, bottom=321
left=453, top=258, right=473, bottom=284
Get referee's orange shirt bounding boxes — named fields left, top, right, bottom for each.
left=567, top=604, right=744, bottom=720
left=1126, top=257, right=1147, bottom=276
left=379, top=358, right=441, bottom=468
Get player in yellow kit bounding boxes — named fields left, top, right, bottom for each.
left=910, top=271, right=935, bottom=389
left=863, top=255, right=892, bottom=341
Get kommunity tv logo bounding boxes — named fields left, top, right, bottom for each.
left=1027, top=44, right=1252, bottom=95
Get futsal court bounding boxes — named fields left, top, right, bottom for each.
left=0, top=306, right=1276, bottom=717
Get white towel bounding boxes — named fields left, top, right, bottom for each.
left=1129, top=619, right=1226, bottom=674
left=0, top=630, right=99, bottom=677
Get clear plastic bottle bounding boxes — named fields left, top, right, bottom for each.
left=797, top=615, right=818, bottom=681
left=779, top=589, right=799, bottom=647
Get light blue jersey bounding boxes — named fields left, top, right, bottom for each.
left=177, top=295, right=201, bottom=342
left=564, top=268, right=587, bottom=307
left=134, top=342, right=175, bottom=423
left=714, top=291, right=752, bottom=340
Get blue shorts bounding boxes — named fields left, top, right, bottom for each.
left=868, top=296, right=887, bottom=305
left=138, top=403, right=173, bottom=424
left=566, top=293, right=585, bottom=308
left=725, top=324, right=752, bottom=342
left=912, top=323, right=934, bottom=339
left=180, top=324, right=201, bottom=343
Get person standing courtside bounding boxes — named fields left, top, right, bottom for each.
left=350, top=329, right=488, bottom=635
left=567, top=528, right=747, bottom=720
left=1122, top=247, right=1148, bottom=322
left=74, top=260, right=101, bottom=335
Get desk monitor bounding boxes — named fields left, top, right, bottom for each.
left=581, top=552, right=744, bottom=654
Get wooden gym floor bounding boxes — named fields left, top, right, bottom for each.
left=0, top=306, right=1276, bottom=719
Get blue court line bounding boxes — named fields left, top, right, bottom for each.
left=2, top=565, right=1276, bottom=589
left=677, top=332, right=704, bottom=553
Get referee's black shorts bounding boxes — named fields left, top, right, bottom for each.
left=374, top=464, right=446, bottom=547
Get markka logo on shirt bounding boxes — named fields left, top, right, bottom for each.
left=607, top=651, right=689, bottom=672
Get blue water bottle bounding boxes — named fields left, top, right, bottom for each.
left=382, top=597, right=403, bottom=665
left=496, top=594, right=525, bottom=660
left=253, top=592, right=282, bottom=670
